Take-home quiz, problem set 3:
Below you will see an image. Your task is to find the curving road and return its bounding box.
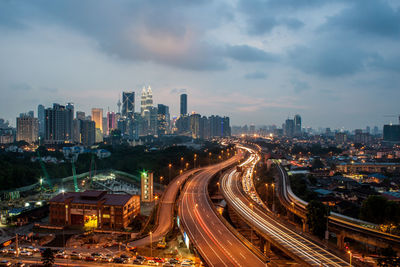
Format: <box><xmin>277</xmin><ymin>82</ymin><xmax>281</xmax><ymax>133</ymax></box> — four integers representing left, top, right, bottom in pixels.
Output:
<box><xmin>220</xmin><ymin>146</ymin><xmax>350</xmax><ymax>267</ymax></box>
<box><xmin>129</xmin><ymin>168</ymin><xmax>202</xmax><ymax>247</ymax></box>
<box><xmin>178</xmin><ymin>155</ymin><xmax>265</xmax><ymax>267</ymax></box>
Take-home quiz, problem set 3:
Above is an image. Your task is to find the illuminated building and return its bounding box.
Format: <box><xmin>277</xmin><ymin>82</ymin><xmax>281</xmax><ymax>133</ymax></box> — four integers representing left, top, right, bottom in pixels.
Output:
<box><xmin>122</xmin><ymin>91</ymin><xmax>135</xmax><ymax>117</ymax></box>
<box><xmin>294</xmin><ymin>114</ymin><xmax>302</xmax><ymax>136</ymax></box>
<box><xmin>80</xmin><ymin>120</ymin><xmax>96</xmax><ymax>146</ymax></box>
<box><xmin>383</xmin><ymin>124</ymin><xmax>400</xmax><ymax>142</ymax></box>
<box><xmin>49</xmin><ymin>190</ymin><xmax>140</xmax><ymax>229</ymax></box>
<box><xmin>45</xmin><ymin>103</ymin><xmax>74</xmax><ymax>144</ymax></box>
<box><xmin>141</xmin><ymin>171</ymin><xmax>153</xmax><ymax>202</ymax></box>
<box><xmin>38</xmin><ymin>104</ymin><xmax>45</xmax><ymax>138</ymax></box>
<box><xmin>91</xmin><ymin>108</ymin><xmax>103</xmax><ymax>133</ymax></box>
<box><xmin>140</xmin><ymin>86</ymin><xmax>153</xmax><ymax>115</ymax></box>
<box><xmin>107</xmin><ymin>112</ymin><xmax>116</xmax><ymax>135</ymax></box>
<box><xmin>180</xmin><ymin>93</ymin><xmax>187</xmax><ymax>116</ymax></box>
<box><xmin>157</xmin><ymin>104</ymin><xmax>170</xmax><ymax>136</ymax></box>
<box><xmin>16</xmin><ymin>113</ymin><xmax>38</xmax><ymax>143</ymax></box>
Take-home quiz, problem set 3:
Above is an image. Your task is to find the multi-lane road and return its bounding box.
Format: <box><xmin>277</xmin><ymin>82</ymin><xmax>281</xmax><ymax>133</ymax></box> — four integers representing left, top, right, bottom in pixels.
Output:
<box><xmin>220</xmin><ymin>146</ymin><xmax>350</xmax><ymax>267</ymax></box>
<box><xmin>178</xmin><ymin>155</ymin><xmax>266</xmax><ymax>267</ymax></box>
<box><xmin>129</xmin><ymin>168</ymin><xmax>201</xmax><ymax>247</ymax></box>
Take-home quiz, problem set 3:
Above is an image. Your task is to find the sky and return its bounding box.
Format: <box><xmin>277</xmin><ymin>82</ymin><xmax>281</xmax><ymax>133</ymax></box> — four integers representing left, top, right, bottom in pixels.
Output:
<box><xmin>0</xmin><ymin>0</ymin><xmax>400</xmax><ymax>129</ymax></box>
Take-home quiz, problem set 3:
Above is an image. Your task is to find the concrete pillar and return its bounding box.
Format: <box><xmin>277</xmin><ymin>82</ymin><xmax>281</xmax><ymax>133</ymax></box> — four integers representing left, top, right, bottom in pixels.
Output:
<box><xmin>337</xmin><ymin>233</ymin><xmax>345</xmax><ymax>250</ymax></box>
<box><xmin>302</xmin><ymin>219</ymin><xmax>308</xmax><ymax>233</ymax></box>
<box><xmin>264</xmin><ymin>241</ymin><xmax>271</xmax><ymax>256</ymax></box>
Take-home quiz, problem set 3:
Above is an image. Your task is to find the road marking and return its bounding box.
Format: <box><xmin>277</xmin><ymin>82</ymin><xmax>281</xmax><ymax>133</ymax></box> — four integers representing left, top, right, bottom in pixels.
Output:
<box><xmin>240</xmin><ymin>252</ymin><xmax>246</xmax><ymax>259</ymax></box>
<box><xmin>227</xmin><ymin>240</ymin><xmax>232</xmax><ymax>246</ymax></box>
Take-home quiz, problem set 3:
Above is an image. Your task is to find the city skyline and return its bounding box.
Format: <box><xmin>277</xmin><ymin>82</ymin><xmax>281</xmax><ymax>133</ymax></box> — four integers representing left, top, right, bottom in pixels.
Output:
<box><xmin>1</xmin><ymin>1</ymin><xmax>400</xmax><ymax>129</ymax></box>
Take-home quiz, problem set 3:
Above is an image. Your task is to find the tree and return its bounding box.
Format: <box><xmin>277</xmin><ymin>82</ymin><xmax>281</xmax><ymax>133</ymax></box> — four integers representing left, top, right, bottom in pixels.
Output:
<box><xmin>306</xmin><ymin>200</ymin><xmax>329</xmax><ymax>238</ymax></box>
<box><xmin>360</xmin><ymin>195</ymin><xmax>388</xmax><ymax>224</ymax></box>
<box><xmin>311</xmin><ymin>158</ymin><xmax>324</xmax><ymax>170</ymax></box>
<box><xmin>41</xmin><ymin>248</ymin><xmax>55</xmax><ymax>267</ymax></box>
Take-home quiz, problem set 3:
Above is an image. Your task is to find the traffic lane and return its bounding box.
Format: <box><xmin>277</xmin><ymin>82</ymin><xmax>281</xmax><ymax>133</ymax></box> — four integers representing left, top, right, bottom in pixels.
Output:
<box><xmin>180</xmin><ymin>166</ymin><xmax>265</xmax><ymax>267</ymax></box>
<box><xmin>227</xmin><ymin>170</ymin><xmax>349</xmax><ymax>267</ymax></box>
<box><xmin>130</xmin><ymin>169</ymin><xmax>201</xmax><ymax>247</ymax></box>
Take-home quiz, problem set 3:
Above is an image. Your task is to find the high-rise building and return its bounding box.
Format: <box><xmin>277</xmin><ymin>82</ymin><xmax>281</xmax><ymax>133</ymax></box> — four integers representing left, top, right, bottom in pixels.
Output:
<box><xmin>122</xmin><ymin>92</ymin><xmax>135</xmax><ymax>117</ymax></box>
<box><xmin>284</xmin><ymin>119</ymin><xmax>295</xmax><ymax>137</ymax></box>
<box><xmin>190</xmin><ymin>113</ymin><xmax>201</xmax><ymax>139</ymax></box>
<box><xmin>45</xmin><ymin>103</ymin><xmax>74</xmax><ymax>144</ymax></box>
<box><xmin>66</xmin><ymin>103</ymin><xmax>74</xmax><ymax>141</ymax></box>
<box><xmin>91</xmin><ymin>108</ymin><xmax>103</xmax><ymax>133</ymax></box>
<box><xmin>80</xmin><ymin>120</ymin><xmax>96</xmax><ymax>146</ymax></box>
<box><xmin>294</xmin><ymin>114</ymin><xmax>302</xmax><ymax>136</ymax></box>
<box><xmin>38</xmin><ymin>104</ymin><xmax>45</xmax><ymax>137</ymax></box>
<box><xmin>383</xmin><ymin>125</ymin><xmax>400</xmax><ymax>142</ymax></box>
<box><xmin>140</xmin><ymin>86</ymin><xmax>153</xmax><ymax>115</ymax></box>
<box><xmin>180</xmin><ymin>93</ymin><xmax>187</xmax><ymax>116</ymax></box>
<box><xmin>76</xmin><ymin>111</ymin><xmax>85</xmax><ymax>120</ymax></box>
<box><xmin>157</xmin><ymin>104</ymin><xmax>170</xmax><ymax>136</ymax></box>
<box><xmin>107</xmin><ymin>112</ymin><xmax>116</xmax><ymax>135</ymax></box>
<box><xmin>16</xmin><ymin>113</ymin><xmax>38</xmax><ymax>143</ymax></box>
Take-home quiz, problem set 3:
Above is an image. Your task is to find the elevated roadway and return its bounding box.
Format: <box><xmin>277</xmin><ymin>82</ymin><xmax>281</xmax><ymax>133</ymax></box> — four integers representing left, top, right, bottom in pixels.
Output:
<box><xmin>178</xmin><ymin>155</ymin><xmax>265</xmax><ymax>267</ymax></box>
<box><xmin>220</xmin><ymin>147</ymin><xmax>350</xmax><ymax>266</ymax></box>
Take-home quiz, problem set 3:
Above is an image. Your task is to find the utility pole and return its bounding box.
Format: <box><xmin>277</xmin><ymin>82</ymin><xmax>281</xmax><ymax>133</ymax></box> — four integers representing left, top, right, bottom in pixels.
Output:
<box><xmin>15</xmin><ymin>233</ymin><xmax>19</xmax><ymax>258</ymax></box>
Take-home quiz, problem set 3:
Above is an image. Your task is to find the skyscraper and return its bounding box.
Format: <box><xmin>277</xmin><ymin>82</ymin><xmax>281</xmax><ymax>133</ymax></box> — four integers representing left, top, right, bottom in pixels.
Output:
<box><xmin>157</xmin><ymin>104</ymin><xmax>170</xmax><ymax>136</ymax></box>
<box><xmin>122</xmin><ymin>91</ymin><xmax>135</xmax><ymax>117</ymax></box>
<box><xmin>91</xmin><ymin>108</ymin><xmax>103</xmax><ymax>133</ymax></box>
<box><xmin>284</xmin><ymin>118</ymin><xmax>295</xmax><ymax>137</ymax></box>
<box><xmin>45</xmin><ymin>103</ymin><xmax>74</xmax><ymax>143</ymax></box>
<box><xmin>180</xmin><ymin>93</ymin><xmax>187</xmax><ymax>116</ymax></box>
<box><xmin>107</xmin><ymin>111</ymin><xmax>116</xmax><ymax>135</ymax></box>
<box><xmin>294</xmin><ymin>114</ymin><xmax>302</xmax><ymax>136</ymax></box>
<box><xmin>38</xmin><ymin>104</ymin><xmax>45</xmax><ymax>137</ymax></box>
<box><xmin>80</xmin><ymin>120</ymin><xmax>96</xmax><ymax>146</ymax></box>
<box><xmin>16</xmin><ymin>113</ymin><xmax>38</xmax><ymax>143</ymax></box>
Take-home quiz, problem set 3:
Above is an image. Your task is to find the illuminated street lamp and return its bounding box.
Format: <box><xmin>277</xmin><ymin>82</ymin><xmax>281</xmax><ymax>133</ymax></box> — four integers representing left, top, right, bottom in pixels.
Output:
<box><xmin>150</xmin><ymin>231</ymin><xmax>153</xmax><ymax>258</ymax></box>
<box><xmin>347</xmin><ymin>250</ymin><xmax>352</xmax><ymax>267</ymax></box>
<box><xmin>168</xmin><ymin>164</ymin><xmax>172</xmax><ymax>182</ymax></box>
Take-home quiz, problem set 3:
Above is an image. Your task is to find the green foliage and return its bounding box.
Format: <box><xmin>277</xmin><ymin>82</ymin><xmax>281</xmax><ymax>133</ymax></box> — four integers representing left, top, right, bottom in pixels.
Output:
<box><xmin>306</xmin><ymin>200</ymin><xmax>329</xmax><ymax>238</ymax></box>
<box><xmin>289</xmin><ymin>174</ymin><xmax>317</xmax><ymax>202</ymax></box>
<box><xmin>41</xmin><ymin>248</ymin><xmax>55</xmax><ymax>267</ymax></box>
<box><xmin>359</xmin><ymin>195</ymin><xmax>400</xmax><ymax>225</ymax></box>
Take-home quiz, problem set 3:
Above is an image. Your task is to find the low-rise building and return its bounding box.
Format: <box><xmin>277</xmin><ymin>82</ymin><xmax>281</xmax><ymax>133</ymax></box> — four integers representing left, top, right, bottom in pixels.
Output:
<box><xmin>49</xmin><ymin>190</ymin><xmax>140</xmax><ymax>229</ymax></box>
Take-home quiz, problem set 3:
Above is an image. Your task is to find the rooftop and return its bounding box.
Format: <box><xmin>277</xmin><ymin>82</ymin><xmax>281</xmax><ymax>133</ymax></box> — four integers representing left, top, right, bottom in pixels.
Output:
<box><xmin>49</xmin><ymin>190</ymin><xmax>135</xmax><ymax>206</ymax></box>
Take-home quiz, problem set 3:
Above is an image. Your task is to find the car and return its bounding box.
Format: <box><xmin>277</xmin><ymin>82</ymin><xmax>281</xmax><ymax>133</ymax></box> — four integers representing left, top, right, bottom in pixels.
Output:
<box><xmin>13</xmin><ymin>262</ymin><xmax>25</xmax><ymax>267</ymax></box>
<box><xmin>24</xmin><ymin>246</ymin><xmax>39</xmax><ymax>253</ymax></box>
<box><xmin>99</xmin><ymin>255</ymin><xmax>112</xmax><ymax>262</ymax></box>
<box><xmin>0</xmin><ymin>260</ymin><xmax>11</xmax><ymax>266</ymax></box>
<box><xmin>132</xmin><ymin>258</ymin><xmax>144</xmax><ymax>265</ymax></box>
<box><xmin>147</xmin><ymin>260</ymin><xmax>158</xmax><ymax>266</ymax></box>
<box><xmin>136</xmin><ymin>255</ymin><xmax>145</xmax><ymax>260</ymax></box>
<box><xmin>163</xmin><ymin>263</ymin><xmax>175</xmax><ymax>267</ymax></box>
<box><xmin>20</xmin><ymin>250</ymin><xmax>33</xmax><ymax>256</ymax></box>
<box><xmin>127</xmin><ymin>245</ymin><xmax>137</xmax><ymax>252</ymax></box>
<box><xmin>120</xmin><ymin>254</ymin><xmax>130</xmax><ymax>259</ymax></box>
<box><xmin>169</xmin><ymin>258</ymin><xmax>180</xmax><ymax>264</ymax></box>
<box><xmin>113</xmin><ymin>257</ymin><xmax>127</xmax><ymax>264</ymax></box>
<box><xmin>181</xmin><ymin>263</ymin><xmax>194</xmax><ymax>267</ymax></box>
<box><xmin>84</xmin><ymin>255</ymin><xmax>96</xmax><ymax>261</ymax></box>
<box><xmin>154</xmin><ymin>257</ymin><xmax>164</xmax><ymax>263</ymax></box>
<box><xmin>7</xmin><ymin>249</ymin><xmax>16</xmax><ymax>255</ymax></box>
<box><xmin>70</xmin><ymin>252</ymin><xmax>81</xmax><ymax>260</ymax></box>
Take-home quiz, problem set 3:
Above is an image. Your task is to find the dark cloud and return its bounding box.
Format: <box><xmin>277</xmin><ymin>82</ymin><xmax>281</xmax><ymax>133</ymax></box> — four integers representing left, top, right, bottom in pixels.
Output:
<box><xmin>288</xmin><ymin>42</ymin><xmax>373</xmax><ymax>77</ymax></box>
<box><xmin>0</xmin><ymin>0</ymin><xmax>230</xmax><ymax>71</ymax></box>
<box><xmin>226</xmin><ymin>45</ymin><xmax>277</xmax><ymax>62</ymax></box>
<box><xmin>322</xmin><ymin>0</ymin><xmax>400</xmax><ymax>38</ymax></box>
<box><xmin>244</xmin><ymin>71</ymin><xmax>267</xmax><ymax>79</ymax></box>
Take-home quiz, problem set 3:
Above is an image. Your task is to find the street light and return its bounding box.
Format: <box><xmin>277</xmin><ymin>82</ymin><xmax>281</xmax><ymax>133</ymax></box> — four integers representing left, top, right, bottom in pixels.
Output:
<box><xmin>271</xmin><ymin>183</ymin><xmax>275</xmax><ymax>212</ymax></box>
<box><xmin>347</xmin><ymin>250</ymin><xmax>352</xmax><ymax>267</ymax></box>
<box><xmin>168</xmin><ymin>164</ymin><xmax>172</xmax><ymax>182</ymax></box>
<box><xmin>150</xmin><ymin>231</ymin><xmax>153</xmax><ymax>258</ymax></box>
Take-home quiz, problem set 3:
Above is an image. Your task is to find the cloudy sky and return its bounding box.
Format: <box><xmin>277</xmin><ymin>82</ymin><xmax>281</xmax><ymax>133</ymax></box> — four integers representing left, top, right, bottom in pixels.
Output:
<box><xmin>1</xmin><ymin>0</ymin><xmax>399</xmax><ymax>129</ymax></box>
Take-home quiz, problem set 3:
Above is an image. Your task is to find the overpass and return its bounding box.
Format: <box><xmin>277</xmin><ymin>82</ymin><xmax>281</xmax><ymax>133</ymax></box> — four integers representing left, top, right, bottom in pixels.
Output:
<box><xmin>274</xmin><ymin>160</ymin><xmax>400</xmax><ymax>252</ymax></box>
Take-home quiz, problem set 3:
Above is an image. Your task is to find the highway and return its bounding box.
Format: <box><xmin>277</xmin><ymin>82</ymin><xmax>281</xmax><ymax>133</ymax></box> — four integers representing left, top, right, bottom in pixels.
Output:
<box><xmin>129</xmin><ymin>168</ymin><xmax>201</xmax><ymax>247</ymax></box>
<box><xmin>275</xmin><ymin>161</ymin><xmax>400</xmax><ymax>250</ymax></box>
<box><xmin>220</xmin><ymin>146</ymin><xmax>350</xmax><ymax>267</ymax></box>
<box><xmin>178</xmin><ymin>155</ymin><xmax>266</xmax><ymax>267</ymax></box>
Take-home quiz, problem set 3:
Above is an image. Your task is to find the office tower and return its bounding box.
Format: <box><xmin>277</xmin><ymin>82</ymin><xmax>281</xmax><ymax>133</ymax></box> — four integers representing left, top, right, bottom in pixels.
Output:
<box><xmin>249</xmin><ymin>124</ymin><xmax>256</xmax><ymax>135</ymax></box>
<box><xmin>45</xmin><ymin>103</ymin><xmax>74</xmax><ymax>144</ymax></box>
<box><xmin>80</xmin><ymin>120</ymin><xmax>96</xmax><ymax>146</ymax></box>
<box><xmin>122</xmin><ymin>91</ymin><xmax>134</xmax><ymax>117</ymax></box>
<box><xmin>190</xmin><ymin>113</ymin><xmax>201</xmax><ymax>139</ymax></box>
<box><xmin>38</xmin><ymin>104</ymin><xmax>45</xmax><ymax>137</ymax></box>
<box><xmin>222</xmin><ymin>116</ymin><xmax>231</xmax><ymax>137</ymax></box>
<box><xmin>28</xmin><ymin>110</ymin><xmax>34</xmax><ymax>118</ymax></box>
<box><xmin>373</xmin><ymin>126</ymin><xmax>379</xmax><ymax>136</ymax></box>
<box><xmin>176</xmin><ymin>115</ymin><xmax>190</xmax><ymax>134</ymax></box>
<box><xmin>284</xmin><ymin>119</ymin><xmax>295</xmax><ymax>137</ymax></box>
<box><xmin>102</xmin><ymin>117</ymin><xmax>108</xmax><ymax>136</ymax></box>
<box><xmin>76</xmin><ymin>111</ymin><xmax>85</xmax><ymax>120</ymax></box>
<box><xmin>383</xmin><ymin>125</ymin><xmax>400</xmax><ymax>142</ymax></box>
<box><xmin>294</xmin><ymin>114</ymin><xmax>302</xmax><ymax>136</ymax></box>
<box><xmin>91</xmin><ymin>108</ymin><xmax>103</xmax><ymax>133</ymax></box>
<box><xmin>180</xmin><ymin>93</ymin><xmax>187</xmax><ymax>116</ymax></box>
<box><xmin>73</xmin><ymin>119</ymin><xmax>81</xmax><ymax>143</ymax></box>
<box><xmin>141</xmin><ymin>86</ymin><xmax>153</xmax><ymax>115</ymax></box>
<box><xmin>16</xmin><ymin>113</ymin><xmax>38</xmax><ymax>143</ymax></box>
<box><xmin>107</xmin><ymin>112</ymin><xmax>116</xmax><ymax>135</ymax></box>
<box><xmin>148</xmin><ymin>106</ymin><xmax>158</xmax><ymax>136</ymax></box>
<box><xmin>66</xmin><ymin>103</ymin><xmax>74</xmax><ymax>141</ymax></box>
<box><xmin>157</xmin><ymin>104</ymin><xmax>170</xmax><ymax>136</ymax></box>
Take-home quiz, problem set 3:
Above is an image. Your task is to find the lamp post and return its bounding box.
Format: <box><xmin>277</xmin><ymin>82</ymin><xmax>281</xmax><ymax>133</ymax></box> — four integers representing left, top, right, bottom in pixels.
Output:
<box><xmin>265</xmin><ymin>184</ymin><xmax>269</xmax><ymax>206</ymax></box>
<box><xmin>208</xmin><ymin>152</ymin><xmax>212</xmax><ymax>165</ymax></box>
<box><xmin>150</xmin><ymin>231</ymin><xmax>153</xmax><ymax>258</ymax></box>
<box><xmin>168</xmin><ymin>164</ymin><xmax>172</xmax><ymax>183</ymax></box>
<box><xmin>181</xmin><ymin>157</ymin><xmax>184</xmax><ymax>169</ymax></box>
<box><xmin>271</xmin><ymin>183</ymin><xmax>275</xmax><ymax>213</ymax></box>
<box><xmin>348</xmin><ymin>251</ymin><xmax>352</xmax><ymax>267</ymax></box>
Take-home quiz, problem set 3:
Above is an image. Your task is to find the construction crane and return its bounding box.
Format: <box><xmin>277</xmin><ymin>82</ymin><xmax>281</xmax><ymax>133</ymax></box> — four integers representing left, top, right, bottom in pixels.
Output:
<box><xmin>36</xmin><ymin>150</ymin><xmax>51</xmax><ymax>188</ymax></box>
<box><xmin>383</xmin><ymin>115</ymin><xmax>400</xmax><ymax>124</ymax></box>
<box><xmin>71</xmin><ymin>159</ymin><xmax>79</xmax><ymax>192</ymax></box>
